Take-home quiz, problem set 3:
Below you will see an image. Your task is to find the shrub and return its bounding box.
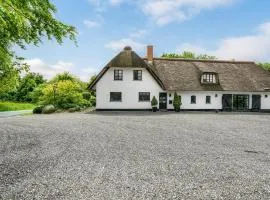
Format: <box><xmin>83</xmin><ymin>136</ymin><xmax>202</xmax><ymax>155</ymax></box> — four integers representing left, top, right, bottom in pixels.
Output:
<box><xmin>82</xmin><ymin>92</ymin><xmax>91</xmax><ymax>100</ymax></box>
<box><xmin>39</xmin><ymin>80</ymin><xmax>84</xmax><ymax>109</ymax></box>
<box><xmin>42</xmin><ymin>105</ymin><xmax>56</xmax><ymax>114</ymax></box>
<box><xmin>151</xmin><ymin>96</ymin><xmax>158</xmax><ymax>107</ymax></box>
<box><xmin>173</xmin><ymin>92</ymin><xmax>182</xmax><ymax>112</ymax></box>
<box><xmin>60</xmin><ymin>103</ymin><xmax>78</xmax><ymax>109</ymax></box>
<box><xmin>68</xmin><ymin>106</ymin><xmax>81</xmax><ymax>113</ymax></box>
<box><xmin>33</xmin><ymin>106</ymin><xmax>44</xmax><ymax>114</ymax></box>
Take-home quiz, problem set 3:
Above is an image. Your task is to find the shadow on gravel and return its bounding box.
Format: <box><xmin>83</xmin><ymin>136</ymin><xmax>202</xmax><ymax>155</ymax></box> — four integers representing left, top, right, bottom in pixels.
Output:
<box><xmin>85</xmin><ymin>110</ymin><xmax>270</xmax><ymax>116</ymax></box>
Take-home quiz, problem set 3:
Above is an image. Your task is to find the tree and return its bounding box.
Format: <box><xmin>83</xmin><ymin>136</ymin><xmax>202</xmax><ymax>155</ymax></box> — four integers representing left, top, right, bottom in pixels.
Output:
<box><xmin>15</xmin><ymin>73</ymin><xmax>46</xmax><ymax>102</ymax></box>
<box><xmin>39</xmin><ymin>80</ymin><xmax>90</xmax><ymax>109</ymax></box>
<box><xmin>161</xmin><ymin>51</ymin><xmax>216</xmax><ymax>60</ymax></box>
<box><xmin>0</xmin><ymin>0</ymin><xmax>77</xmax><ymax>92</ymax></box>
<box><xmin>173</xmin><ymin>92</ymin><xmax>181</xmax><ymax>112</ymax></box>
<box><xmin>258</xmin><ymin>63</ymin><xmax>270</xmax><ymax>72</ymax></box>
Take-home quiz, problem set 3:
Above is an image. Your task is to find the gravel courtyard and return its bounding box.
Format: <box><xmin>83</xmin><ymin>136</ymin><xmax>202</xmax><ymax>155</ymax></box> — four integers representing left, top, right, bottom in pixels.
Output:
<box><xmin>1</xmin><ymin>112</ymin><xmax>270</xmax><ymax>199</ymax></box>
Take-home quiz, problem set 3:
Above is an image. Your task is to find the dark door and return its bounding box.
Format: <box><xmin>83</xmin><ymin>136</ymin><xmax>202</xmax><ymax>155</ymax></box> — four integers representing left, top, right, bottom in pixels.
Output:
<box><xmin>233</xmin><ymin>95</ymin><xmax>249</xmax><ymax>111</ymax></box>
<box><xmin>252</xmin><ymin>95</ymin><xmax>261</xmax><ymax>111</ymax></box>
<box><xmin>159</xmin><ymin>93</ymin><xmax>167</xmax><ymax>110</ymax></box>
<box><xmin>222</xmin><ymin>94</ymin><xmax>232</xmax><ymax>111</ymax></box>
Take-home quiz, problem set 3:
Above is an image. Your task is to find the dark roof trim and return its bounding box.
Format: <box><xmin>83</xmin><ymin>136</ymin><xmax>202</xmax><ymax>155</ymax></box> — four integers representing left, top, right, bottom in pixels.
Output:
<box><xmin>88</xmin><ymin>67</ymin><xmax>109</xmax><ymax>90</ymax></box>
<box><xmin>143</xmin><ymin>57</ymin><xmax>255</xmax><ymax>64</ymax></box>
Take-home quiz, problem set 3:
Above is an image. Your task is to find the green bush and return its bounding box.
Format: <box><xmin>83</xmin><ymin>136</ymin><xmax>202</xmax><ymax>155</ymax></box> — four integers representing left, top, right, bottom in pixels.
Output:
<box><xmin>60</xmin><ymin>103</ymin><xmax>78</xmax><ymax>109</ymax></box>
<box><xmin>151</xmin><ymin>96</ymin><xmax>158</xmax><ymax>107</ymax></box>
<box><xmin>42</xmin><ymin>105</ymin><xmax>56</xmax><ymax>114</ymax></box>
<box><xmin>68</xmin><ymin>106</ymin><xmax>81</xmax><ymax>113</ymax></box>
<box><xmin>82</xmin><ymin>92</ymin><xmax>91</xmax><ymax>100</ymax></box>
<box><xmin>173</xmin><ymin>92</ymin><xmax>182</xmax><ymax>112</ymax></box>
<box><xmin>33</xmin><ymin>106</ymin><xmax>44</xmax><ymax>114</ymax></box>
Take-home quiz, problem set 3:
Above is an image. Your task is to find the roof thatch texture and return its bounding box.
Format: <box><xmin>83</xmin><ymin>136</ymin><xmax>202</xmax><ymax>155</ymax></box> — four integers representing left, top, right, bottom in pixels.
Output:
<box><xmin>149</xmin><ymin>58</ymin><xmax>270</xmax><ymax>92</ymax></box>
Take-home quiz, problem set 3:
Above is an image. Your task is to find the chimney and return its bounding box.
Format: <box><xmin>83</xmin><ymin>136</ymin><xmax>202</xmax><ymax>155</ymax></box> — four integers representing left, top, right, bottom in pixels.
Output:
<box><xmin>147</xmin><ymin>45</ymin><xmax>153</xmax><ymax>63</ymax></box>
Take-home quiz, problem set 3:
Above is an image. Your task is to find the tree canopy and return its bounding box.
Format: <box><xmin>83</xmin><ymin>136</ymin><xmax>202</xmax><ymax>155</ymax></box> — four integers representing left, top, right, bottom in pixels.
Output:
<box><xmin>161</xmin><ymin>51</ymin><xmax>216</xmax><ymax>60</ymax></box>
<box><xmin>0</xmin><ymin>0</ymin><xmax>77</xmax><ymax>93</ymax></box>
<box><xmin>258</xmin><ymin>63</ymin><xmax>270</xmax><ymax>72</ymax></box>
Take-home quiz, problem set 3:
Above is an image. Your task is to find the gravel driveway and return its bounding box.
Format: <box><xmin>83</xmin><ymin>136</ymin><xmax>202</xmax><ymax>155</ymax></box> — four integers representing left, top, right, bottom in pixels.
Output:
<box><xmin>1</xmin><ymin>112</ymin><xmax>270</xmax><ymax>199</ymax></box>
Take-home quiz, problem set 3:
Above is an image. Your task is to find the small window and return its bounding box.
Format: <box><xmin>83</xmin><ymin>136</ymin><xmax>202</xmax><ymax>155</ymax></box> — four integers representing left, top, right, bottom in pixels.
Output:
<box><xmin>169</xmin><ymin>100</ymin><xmax>172</xmax><ymax>104</ymax></box>
<box><xmin>114</xmin><ymin>70</ymin><xmax>123</xmax><ymax>80</ymax></box>
<box><xmin>110</xmin><ymin>92</ymin><xmax>122</xmax><ymax>102</ymax></box>
<box><xmin>139</xmin><ymin>92</ymin><xmax>150</xmax><ymax>102</ymax></box>
<box><xmin>206</xmin><ymin>96</ymin><xmax>211</xmax><ymax>104</ymax></box>
<box><xmin>202</xmin><ymin>73</ymin><xmax>216</xmax><ymax>83</ymax></box>
<box><xmin>191</xmin><ymin>95</ymin><xmax>196</xmax><ymax>104</ymax></box>
<box><xmin>133</xmin><ymin>70</ymin><xmax>142</xmax><ymax>80</ymax></box>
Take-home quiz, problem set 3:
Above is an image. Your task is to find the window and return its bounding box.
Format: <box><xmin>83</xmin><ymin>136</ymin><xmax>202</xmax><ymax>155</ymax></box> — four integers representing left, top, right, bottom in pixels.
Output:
<box><xmin>191</xmin><ymin>95</ymin><xmax>196</xmax><ymax>104</ymax></box>
<box><xmin>206</xmin><ymin>96</ymin><xmax>211</xmax><ymax>104</ymax></box>
<box><xmin>169</xmin><ymin>100</ymin><xmax>173</xmax><ymax>104</ymax></box>
<box><xmin>139</xmin><ymin>92</ymin><xmax>150</xmax><ymax>102</ymax></box>
<box><xmin>114</xmin><ymin>70</ymin><xmax>123</xmax><ymax>80</ymax></box>
<box><xmin>133</xmin><ymin>70</ymin><xmax>142</xmax><ymax>80</ymax></box>
<box><xmin>201</xmin><ymin>73</ymin><xmax>216</xmax><ymax>83</ymax></box>
<box><xmin>110</xmin><ymin>92</ymin><xmax>122</xmax><ymax>102</ymax></box>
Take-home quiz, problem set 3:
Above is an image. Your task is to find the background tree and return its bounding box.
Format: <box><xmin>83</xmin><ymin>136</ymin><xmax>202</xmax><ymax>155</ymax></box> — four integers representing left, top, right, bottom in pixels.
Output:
<box><xmin>0</xmin><ymin>0</ymin><xmax>77</xmax><ymax>93</ymax></box>
<box><xmin>15</xmin><ymin>73</ymin><xmax>46</xmax><ymax>102</ymax></box>
<box><xmin>161</xmin><ymin>51</ymin><xmax>216</xmax><ymax>60</ymax></box>
<box><xmin>258</xmin><ymin>63</ymin><xmax>270</xmax><ymax>72</ymax></box>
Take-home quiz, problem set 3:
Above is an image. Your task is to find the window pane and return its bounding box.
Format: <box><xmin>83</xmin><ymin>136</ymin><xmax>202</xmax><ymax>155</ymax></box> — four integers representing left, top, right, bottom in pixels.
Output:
<box><xmin>114</xmin><ymin>70</ymin><xmax>123</xmax><ymax>80</ymax></box>
<box><xmin>110</xmin><ymin>92</ymin><xmax>122</xmax><ymax>102</ymax></box>
<box><xmin>139</xmin><ymin>92</ymin><xmax>150</xmax><ymax>102</ymax></box>
<box><xmin>191</xmin><ymin>95</ymin><xmax>196</xmax><ymax>104</ymax></box>
<box><xmin>206</xmin><ymin>96</ymin><xmax>211</xmax><ymax>104</ymax></box>
<box><xmin>134</xmin><ymin>70</ymin><xmax>142</xmax><ymax>80</ymax></box>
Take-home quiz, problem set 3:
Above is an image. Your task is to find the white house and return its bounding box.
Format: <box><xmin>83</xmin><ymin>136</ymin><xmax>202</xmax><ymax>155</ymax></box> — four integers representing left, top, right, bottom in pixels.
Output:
<box><xmin>89</xmin><ymin>46</ymin><xmax>270</xmax><ymax>112</ymax></box>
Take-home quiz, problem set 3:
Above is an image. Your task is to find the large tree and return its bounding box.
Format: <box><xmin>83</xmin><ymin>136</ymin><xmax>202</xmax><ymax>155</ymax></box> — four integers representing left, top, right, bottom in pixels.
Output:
<box><xmin>161</xmin><ymin>51</ymin><xmax>216</xmax><ymax>60</ymax></box>
<box><xmin>0</xmin><ymin>0</ymin><xmax>77</xmax><ymax>93</ymax></box>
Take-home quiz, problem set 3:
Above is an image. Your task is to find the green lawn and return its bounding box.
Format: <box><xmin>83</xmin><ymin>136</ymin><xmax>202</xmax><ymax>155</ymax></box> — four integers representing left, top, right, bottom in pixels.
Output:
<box><xmin>0</xmin><ymin>101</ymin><xmax>35</xmax><ymax>112</ymax></box>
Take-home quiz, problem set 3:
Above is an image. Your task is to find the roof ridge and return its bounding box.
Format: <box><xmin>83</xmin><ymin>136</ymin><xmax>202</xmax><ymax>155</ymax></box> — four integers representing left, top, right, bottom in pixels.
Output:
<box><xmin>143</xmin><ymin>57</ymin><xmax>255</xmax><ymax>64</ymax></box>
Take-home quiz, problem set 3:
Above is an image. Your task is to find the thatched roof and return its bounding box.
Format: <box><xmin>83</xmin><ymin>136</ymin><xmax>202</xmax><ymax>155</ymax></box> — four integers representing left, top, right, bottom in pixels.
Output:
<box><xmin>88</xmin><ymin>47</ymin><xmax>164</xmax><ymax>90</ymax></box>
<box><xmin>148</xmin><ymin>58</ymin><xmax>270</xmax><ymax>92</ymax></box>
<box><xmin>88</xmin><ymin>47</ymin><xmax>270</xmax><ymax>92</ymax></box>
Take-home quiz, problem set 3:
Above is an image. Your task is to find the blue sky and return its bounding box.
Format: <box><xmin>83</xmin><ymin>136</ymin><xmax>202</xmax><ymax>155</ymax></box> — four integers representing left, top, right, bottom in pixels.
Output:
<box><xmin>19</xmin><ymin>0</ymin><xmax>270</xmax><ymax>81</ymax></box>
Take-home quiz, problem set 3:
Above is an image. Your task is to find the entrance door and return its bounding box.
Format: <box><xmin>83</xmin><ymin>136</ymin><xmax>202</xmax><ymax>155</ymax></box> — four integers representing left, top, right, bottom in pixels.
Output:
<box><xmin>222</xmin><ymin>94</ymin><xmax>232</xmax><ymax>111</ymax></box>
<box><xmin>159</xmin><ymin>93</ymin><xmax>167</xmax><ymax>110</ymax></box>
<box><xmin>252</xmin><ymin>95</ymin><xmax>261</xmax><ymax>111</ymax></box>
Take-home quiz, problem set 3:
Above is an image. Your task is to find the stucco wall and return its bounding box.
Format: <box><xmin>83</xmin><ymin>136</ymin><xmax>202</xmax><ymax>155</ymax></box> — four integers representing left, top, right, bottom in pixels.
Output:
<box><xmin>96</xmin><ymin>68</ymin><xmax>163</xmax><ymax>109</ymax></box>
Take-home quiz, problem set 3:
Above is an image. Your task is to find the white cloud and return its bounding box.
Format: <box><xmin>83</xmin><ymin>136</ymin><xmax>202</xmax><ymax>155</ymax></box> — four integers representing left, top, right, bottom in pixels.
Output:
<box><xmin>105</xmin><ymin>38</ymin><xmax>145</xmax><ymax>52</ymax></box>
<box><xmin>141</xmin><ymin>0</ymin><xmax>236</xmax><ymax>25</ymax></box>
<box><xmin>175</xmin><ymin>22</ymin><xmax>270</xmax><ymax>61</ymax></box>
<box><xmin>130</xmin><ymin>29</ymin><xmax>148</xmax><ymax>39</ymax></box>
<box><xmin>25</xmin><ymin>59</ymin><xmax>98</xmax><ymax>82</ymax></box>
<box><xmin>109</xmin><ymin>0</ymin><xmax>123</xmax><ymax>6</ymax></box>
<box><xmin>83</xmin><ymin>20</ymin><xmax>101</xmax><ymax>28</ymax></box>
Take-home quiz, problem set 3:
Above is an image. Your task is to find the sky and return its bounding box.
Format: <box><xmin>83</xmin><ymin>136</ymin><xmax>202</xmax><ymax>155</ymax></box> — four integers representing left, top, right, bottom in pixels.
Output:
<box><xmin>17</xmin><ymin>0</ymin><xmax>270</xmax><ymax>82</ymax></box>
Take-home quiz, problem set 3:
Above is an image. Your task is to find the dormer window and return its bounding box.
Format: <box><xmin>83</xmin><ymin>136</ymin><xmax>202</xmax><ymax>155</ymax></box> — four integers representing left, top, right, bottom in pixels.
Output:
<box><xmin>201</xmin><ymin>73</ymin><xmax>217</xmax><ymax>84</ymax></box>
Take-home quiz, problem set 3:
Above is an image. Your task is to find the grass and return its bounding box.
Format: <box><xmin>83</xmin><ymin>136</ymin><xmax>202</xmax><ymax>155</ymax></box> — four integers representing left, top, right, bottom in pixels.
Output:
<box><xmin>0</xmin><ymin>101</ymin><xmax>35</xmax><ymax>112</ymax></box>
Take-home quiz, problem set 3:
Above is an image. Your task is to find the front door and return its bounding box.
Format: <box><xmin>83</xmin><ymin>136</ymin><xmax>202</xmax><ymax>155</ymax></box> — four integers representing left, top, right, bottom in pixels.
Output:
<box><xmin>159</xmin><ymin>93</ymin><xmax>167</xmax><ymax>110</ymax></box>
<box><xmin>222</xmin><ymin>94</ymin><xmax>233</xmax><ymax>111</ymax></box>
<box><xmin>252</xmin><ymin>95</ymin><xmax>261</xmax><ymax>111</ymax></box>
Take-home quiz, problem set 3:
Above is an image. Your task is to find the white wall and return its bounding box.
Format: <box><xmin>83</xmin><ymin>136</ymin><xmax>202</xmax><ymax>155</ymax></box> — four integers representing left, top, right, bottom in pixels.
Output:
<box><xmin>167</xmin><ymin>91</ymin><xmax>223</xmax><ymax>110</ymax></box>
<box><xmin>96</xmin><ymin>68</ymin><xmax>164</xmax><ymax>109</ymax></box>
<box><xmin>167</xmin><ymin>91</ymin><xmax>270</xmax><ymax>110</ymax></box>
